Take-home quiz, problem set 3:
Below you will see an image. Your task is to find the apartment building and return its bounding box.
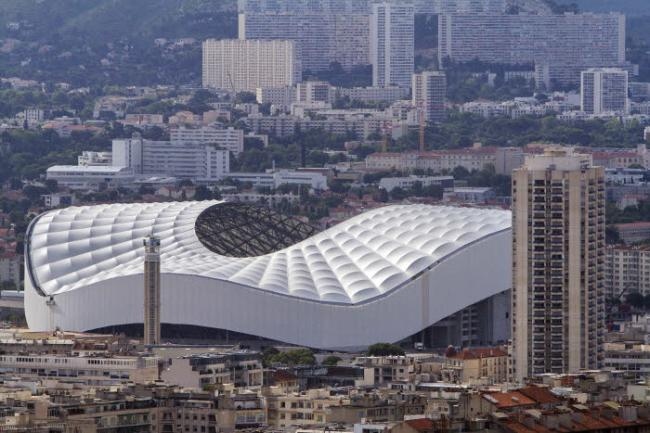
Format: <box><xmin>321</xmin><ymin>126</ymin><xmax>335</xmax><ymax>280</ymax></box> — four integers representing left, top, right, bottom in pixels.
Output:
<box><xmin>296</xmin><ymin>81</ymin><xmax>332</xmax><ymax>103</ymax></box>
<box><xmin>0</xmin><ymin>354</ymin><xmax>159</xmax><ymax>386</ymax></box>
<box><xmin>266</xmin><ymin>388</ymin><xmax>344</xmax><ymax>428</ymax></box>
<box><xmin>170</xmin><ymin>126</ymin><xmax>244</xmax><ymax>155</ymax></box>
<box><xmin>355</xmin><ymin>356</ymin><xmax>417</xmax><ymax>386</ymax></box>
<box><xmin>370</xmin><ymin>3</ymin><xmax>414</xmax><ymax>89</ymax></box>
<box><xmin>112</xmin><ymin>138</ymin><xmax>230</xmax><ymax>181</ymax></box>
<box><xmin>45</xmin><ymin>165</ymin><xmax>135</xmax><ymax>190</ymax></box>
<box><xmin>239</xmin><ymin>12</ymin><xmax>369</xmax><ymax>72</ymax></box>
<box><xmin>202</xmin><ymin>39</ymin><xmax>301</xmax><ymax>93</ymax></box>
<box><xmin>227</xmin><ymin>170</ymin><xmax>328</xmax><ymax>190</ymax></box>
<box><xmin>0</xmin><ymin>251</ymin><xmax>21</xmax><ymax>287</ymax></box>
<box><xmin>256</xmin><ymin>86</ymin><xmax>295</xmax><ymax>106</ymax></box>
<box><xmin>444</xmin><ymin>347</ymin><xmax>508</xmax><ymax>384</ymax></box>
<box><xmin>161</xmin><ymin>353</ymin><xmax>263</xmax><ymax>390</ymax></box>
<box><xmin>336</xmin><ymin>86</ymin><xmax>409</xmax><ymax>104</ymax></box>
<box><xmin>439</xmin><ymin>13</ymin><xmax>626</xmax><ymax>89</ymax></box>
<box><xmin>365</xmin><ymin>148</ymin><xmax>498</xmax><ymax>173</ymax></box>
<box><xmin>378</xmin><ymin>175</ymin><xmax>454</xmax><ymax>192</ymax></box>
<box><xmin>511</xmin><ymin>148</ymin><xmax>606</xmax><ymax>381</ymax></box>
<box><xmin>605</xmin><ymin>245</ymin><xmax>650</xmax><ymax>300</ymax></box>
<box><xmin>412</xmin><ymin>71</ymin><xmax>447</xmax><ymax>123</ymax></box>
<box><xmin>581</xmin><ymin>68</ymin><xmax>629</xmax><ymax>114</ymax></box>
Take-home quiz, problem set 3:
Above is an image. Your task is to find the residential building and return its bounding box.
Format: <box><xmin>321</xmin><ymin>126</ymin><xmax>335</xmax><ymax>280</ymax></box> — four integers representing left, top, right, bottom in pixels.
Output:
<box><xmin>78</xmin><ymin>151</ymin><xmax>112</xmax><ymax>166</ymax></box>
<box><xmin>0</xmin><ymin>353</ymin><xmax>159</xmax><ymax>386</ymax></box>
<box><xmin>113</xmin><ymin>138</ymin><xmax>230</xmax><ymax>181</ymax></box>
<box><xmin>0</xmin><ymin>252</ymin><xmax>21</xmax><ymax>287</ymax></box>
<box><xmin>266</xmin><ymin>388</ymin><xmax>343</xmax><ymax>428</ymax></box>
<box><xmin>256</xmin><ymin>86</ymin><xmax>295</xmax><ymax>106</ymax></box>
<box><xmin>297</xmin><ymin>81</ymin><xmax>332</xmax><ymax>103</ymax></box>
<box><xmin>45</xmin><ymin>165</ymin><xmax>135</xmax><ymax>190</ymax></box>
<box><xmin>227</xmin><ymin>170</ymin><xmax>328</xmax><ymax>190</ymax></box>
<box><xmin>370</xmin><ymin>3</ymin><xmax>415</xmax><ymax>89</ymax></box>
<box><xmin>511</xmin><ymin>148</ymin><xmax>605</xmax><ymax>381</ymax></box>
<box><xmin>444</xmin><ymin>347</ymin><xmax>508</xmax><ymax>384</ymax></box>
<box><xmin>202</xmin><ymin>39</ymin><xmax>301</xmax><ymax>93</ymax></box>
<box><xmin>379</xmin><ymin>176</ymin><xmax>454</xmax><ymax>192</ymax></box>
<box><xmin>365</xmin><ymin>147</ymin><xmax>498</xmax><ymax>173</ymax></box>
<box><xmin>581</xmin><ymin>68</ymin><xmax>629</xmax><ymax>114</ymax></box>
<box><xmin>170</xmin><ymin>126</ymin><xmax>245</xmax><ymax>155</ymax></box>
<box><xmin>443</xmin><ymin>187</ymin><xmax>496</xmax><ymax>203</ymax></box>
<box><xmin>605</xmin><ymin>245</ymin><xmax>650</xmax><ymax>300</ymax></box>
<box><xmin>122</xmin><ymin>113</ymin><xmax>165</xmax><ymax>127</ymax></box>
<box><xmin>438</xmin><ymin>13</ymin><xmax>626</xmax><ymax>89</ymax></box>
<box><xmin>412</xmin><ymin>71</ymin><xmax>447</xmax><ymax>123</ymax></box>
<box><xmin>355</xmin><ymin>356</ymin><xmax>417</xmax><ymax>386</ymax></box>
<box><xmin>239</xmin><ymin>12</ymin><xmax>369</xmax><ymax>72</ymax></box>
<box><xmin>161</xmin><ymin>352</ymin><xmax>263</xmax><ymax>390</ymax></box>
<box><xmin>645</xmin><ymin>126</ymin><xmax>650</xmax><ymax>142</ymax></box>
<box><xmin>335</xmin><ymin>86</ymin><xmax>409</xmax><ymax>104</ymax></box>
<box><xmin>613</xmin><ymin>222</ymin><xmax>650</xmax><ymax>245</ymax></box>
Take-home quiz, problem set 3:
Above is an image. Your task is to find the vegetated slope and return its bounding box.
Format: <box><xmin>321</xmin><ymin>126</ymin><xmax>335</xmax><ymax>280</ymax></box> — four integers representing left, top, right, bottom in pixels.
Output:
<box><xmin>555</xmin><ymin>0</ymin><xmax>650</xmax><ymax>15</ymax></box>
<box><xmin>0</xmin><ymin>0</ymin><xmax>237</xmax><ymax>44</ymax></box>
<box><xmin>0</xmin><ymin>0</ymin><xmax>238</xmax><ymax>86</ymax></box>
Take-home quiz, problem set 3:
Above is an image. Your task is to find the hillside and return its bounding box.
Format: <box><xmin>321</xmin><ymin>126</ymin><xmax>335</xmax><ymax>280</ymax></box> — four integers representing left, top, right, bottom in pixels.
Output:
<box><xmin>0</xmin><ymin>0</ymin><xmax>237</xmax><ymax>42</ymax></box>
<box><xmin>556</xmin><ymin>0</ymin><xmax>650</xmax><ymax>15</ymax></box>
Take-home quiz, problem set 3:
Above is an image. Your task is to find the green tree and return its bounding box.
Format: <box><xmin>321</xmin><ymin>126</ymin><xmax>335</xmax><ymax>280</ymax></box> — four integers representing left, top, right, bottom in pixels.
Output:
<box><xmin>322</xmin><ymin>355</ymin><xmax>342</xmax><ymax>366</ymax></box>
<box><xmin>367</xmin><ymin>343</ymin><xmax>405</xmax><ymax>356</ymax></box>
<box><xmin>627</xmin><ymin>291</ymin><xmax>645</xmax><ymax>310</ymax></box>
<box><xmin>194</xmin><ymin>185</ymin><xmax>213</xmax><ymax>201</ymax></box>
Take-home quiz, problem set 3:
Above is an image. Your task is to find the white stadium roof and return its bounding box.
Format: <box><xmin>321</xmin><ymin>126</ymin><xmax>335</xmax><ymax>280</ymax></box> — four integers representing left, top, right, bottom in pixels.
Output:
<box><xmin>25</xmin><ymin>201</ymin><xmax>512</xmax><ymax>349</ymax></box>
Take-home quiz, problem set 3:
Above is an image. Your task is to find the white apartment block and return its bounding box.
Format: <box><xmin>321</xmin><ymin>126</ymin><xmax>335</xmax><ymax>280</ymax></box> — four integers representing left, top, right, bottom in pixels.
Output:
<box><xmin>581</xmin><ymin>68</ymin><xmax>629</xmax><ymax>114</ymax></box>
<box><xmin>202</xmin><ymin>39</ymin><xmax>301</xmax><ymax>93</ymax></box>
<box><xmin>161</xmin><ymin>353</ymin><xmax>263</xmax><ymax>390</ymax></box>
<box><xmin>366</xmin><ymin>149</ymin><xmax>498</xmax><ymax>173</ymax></box>
<box><xmin>46</xmin><ymin>166</ymin><xmax>135</xmax><ymax>190</ymax></box>
<box><xmin>378</xmin><ymin>175</ymin><xmax>454</xmax><ymax>192</ymax></box>
<box><xmin>170</xmin><ymin>126</ymin><xmax>244</xmax><ymax>155</ymax></box>
<box><xmin>412</xmin><ymin>71</ymin><xmax>447</xmax><ymax>123</ymax></box>
<box><xmin>439</xmin><ymin>13</ymin><xmax>626</xmax><ymax>89</ymax></box>
<box><xmin>239</xmin><ymin>12</ymin><xmax>369</xmax><ymax>72</ymax></box>
<box><xmin>0</xmin><ymin>354</ymin><xmax>158</xmax><ymax>386</ymax></box>
<box><xmin>238</xmin><ymin>0</ymin><xmax>506</xmax><ymax>15</ymax></box>
<box><xmin>605</xmin><ymin>246</ymin><xmax>650</xmax><ymax>300</ymax></box>
<box><xmin>336</xmin><ymin>86</ymin><xmax>408</xmax><ymax>104</ymax></box>
<box><xmin>228</xmin><ymin>170</ymin><xmax>328</xmax><ymax>190</ymax></box>
<box><xmin>370</xmin><ymin>3</ymin><xmax>414</xmax><ymax>89</ymax></box>
<box><xmin>256</xmin><ymin>86</ymin><xmax>295</xmax><ymax>106</ymax></box>
<box><xmin>297</xmin><ymin>81</ymin><xmax>332</xmax><ymax>103</ymax></box>
<box><xmin>113</xmin><ymin>138</ymin><xmax>230</xmax><ymax>181</ymax></box>
<box><xmin>78</xmin><ymin>151</ymin><xmax>112</xmax><ymax>166</ymax></box>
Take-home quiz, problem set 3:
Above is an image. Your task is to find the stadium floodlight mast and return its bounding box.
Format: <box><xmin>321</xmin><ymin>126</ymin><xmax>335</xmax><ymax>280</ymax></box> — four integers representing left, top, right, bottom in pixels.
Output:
<box><xmin>143</xmin><ymin>233</ymin><xmax>161</xmax><ymax>346</ymax></box>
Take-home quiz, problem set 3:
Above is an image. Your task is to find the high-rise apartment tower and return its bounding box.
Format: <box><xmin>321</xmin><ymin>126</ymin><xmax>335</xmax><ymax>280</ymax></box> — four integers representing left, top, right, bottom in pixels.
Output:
<box><xmin>581</xmin><ymin>68</ymin><xmax>629</xmax><ymax>114</ymax></box>
<box><xmin>370</xmin><ymin>3</ymin><xmax>414</xmax><ymax>89</ymax></box>
<box><xmin>412</xmin><ymin>71</ymin><xmax>447</xmax><ymax>123</ymax></box>
<box><xmin>511</xmin><ymin>148</ymin><xmax>605</xmax><ymax>382</ymax></box>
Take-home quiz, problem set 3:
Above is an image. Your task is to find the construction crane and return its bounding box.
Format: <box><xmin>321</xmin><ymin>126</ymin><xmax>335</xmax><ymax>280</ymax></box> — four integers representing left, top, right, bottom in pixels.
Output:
<box><xmin>381</xmin><ymin>122</ymin><xmax>397</xmax><ymax>153</ymax></box>
<box><xmin>226</xmin><ymin>72</ymin><xmax>236</xmax><ymax>99</ymax></box>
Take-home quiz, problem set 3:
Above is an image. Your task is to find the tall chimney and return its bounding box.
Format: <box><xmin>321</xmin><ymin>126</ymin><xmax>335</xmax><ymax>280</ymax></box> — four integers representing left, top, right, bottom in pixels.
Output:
<box><xmin>143</xmin><ymin>234</ymin><xmax>161</xmax><ymax>346</ymax></box>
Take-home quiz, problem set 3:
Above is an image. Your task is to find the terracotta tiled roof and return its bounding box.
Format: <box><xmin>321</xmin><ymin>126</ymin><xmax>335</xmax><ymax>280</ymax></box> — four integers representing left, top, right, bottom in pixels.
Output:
<box><xmin>404</xmin><ymin>418</ymin><xmax>436</xmax><ymax>433</ymax></box>
<box><xmin>518</xmin><ymin>386</ymin><xmax>562</xmax><ymax>405</ymax></box>
<box><xmin>483</xmin><ymin>391</ymin><xmax>536</xmax><ymax>409</ymax></box>
<box><xmin>448</xmin><ymin>347</ymin><xmax>507</xmax><ymax>360</ymax></box>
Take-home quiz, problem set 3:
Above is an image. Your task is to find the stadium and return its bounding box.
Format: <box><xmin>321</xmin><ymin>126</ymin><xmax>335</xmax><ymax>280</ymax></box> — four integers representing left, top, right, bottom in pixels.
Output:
<box><xmin>25</xmin><ymin>201</ymin><xmax>512</xmax><ymax>350</ymax></box>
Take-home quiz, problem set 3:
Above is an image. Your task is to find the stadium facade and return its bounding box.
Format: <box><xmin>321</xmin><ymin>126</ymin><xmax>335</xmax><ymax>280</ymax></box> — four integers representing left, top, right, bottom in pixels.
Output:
<box><xmin>25</xmin><ymin>201</ymin><xmax>512</xmax><ymax>350</ymax></box>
